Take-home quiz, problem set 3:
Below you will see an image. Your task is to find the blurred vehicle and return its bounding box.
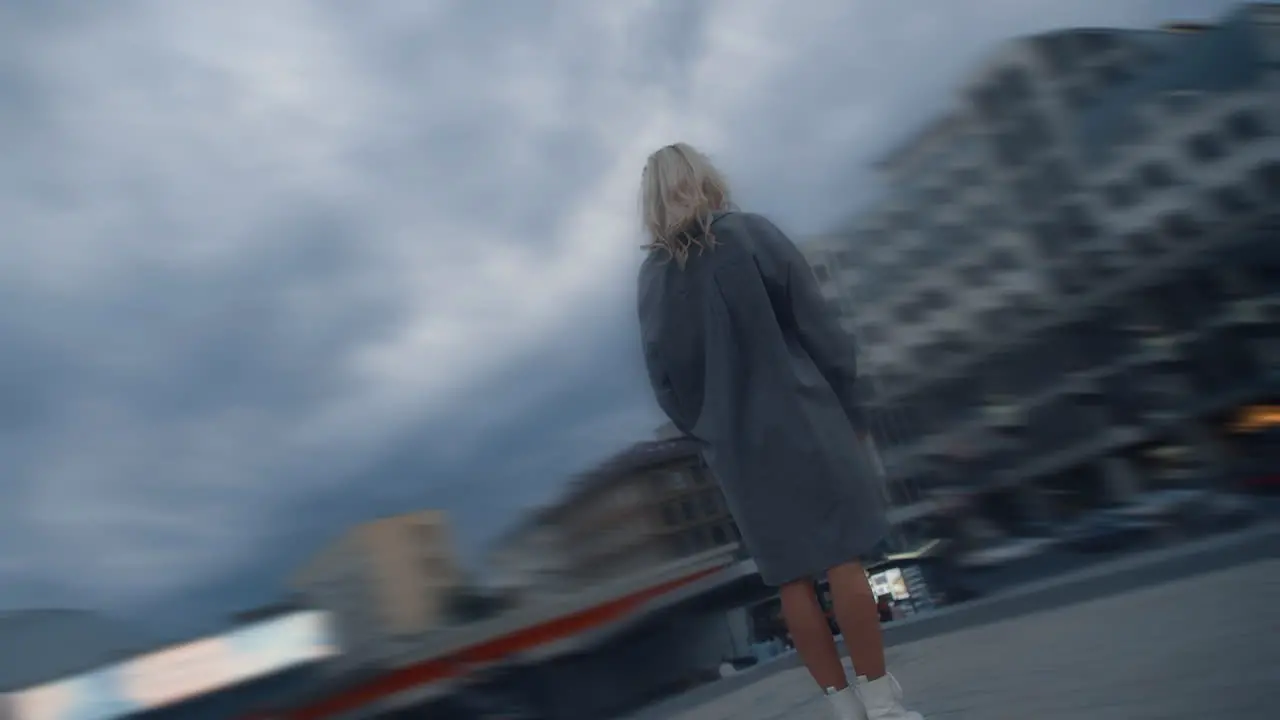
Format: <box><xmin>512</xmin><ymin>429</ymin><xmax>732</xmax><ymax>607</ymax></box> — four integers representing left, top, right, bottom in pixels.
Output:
<box><xmin>1058</xmin><ymin>509</ymin><xmax>1162</xmax><ymax>554</ymax></box>
<box><xmin>1118</xmin><ymin>488</ymin><xmax>1259</xmax><ymax>532</ymax></box>
<box><xmin>1058</xmin><ymin>487</ymin><xmax>1260</xmax><ymax>554</ymax></box>
<box><xmin>1194</xmin><ymin>492</ymin><xmax>1259</xmax><ymax>531</ymax></box>
<box><xmin>1112</xmin><ymin>488</ymin><xmax>1206</xmax><ymax>520</ymax></box>
<box><xmin>1242</xmin><ymin>473</ymin><xmax>1280</xmax><ymax>495</ymax></box>
<box><xmin>959</xmin><ymin>536</ymin><xmax>1059</xmax><ymax>570</ymax></box>
<box><xmin>404</xmin><ymin>689</ymin><xmax>545</xmax><ymax>720</ymax></box>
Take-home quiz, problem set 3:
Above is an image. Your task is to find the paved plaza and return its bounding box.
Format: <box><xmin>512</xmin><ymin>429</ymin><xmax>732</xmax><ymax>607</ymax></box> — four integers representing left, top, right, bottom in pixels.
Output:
<box><xmin>651</xmin><ymin>558</ymin><xmax>1280</xmax><ymax>719</ymax></box>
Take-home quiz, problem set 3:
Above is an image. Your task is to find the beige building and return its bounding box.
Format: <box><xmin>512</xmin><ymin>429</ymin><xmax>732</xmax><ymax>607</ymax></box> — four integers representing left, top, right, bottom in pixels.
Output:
<box><xmin>488</xmin><ymin>439</ymin><xmax>742</xmax><ymax>596</ymax></box>
<box><xmin>288</xmin><ymin>510</ymin><xmax>461</xmax><ymax>656</ymax></box>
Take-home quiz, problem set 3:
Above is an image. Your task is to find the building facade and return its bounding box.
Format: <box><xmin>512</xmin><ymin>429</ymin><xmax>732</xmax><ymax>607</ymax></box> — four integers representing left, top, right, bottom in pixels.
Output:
<box><xmin>487</xmin><ymin>439</ymin><xmax>743</xmax><ymax>595</ymax></box>
<box><xmin>288</xmin><ymin>510</ymin><xmax>461</xmax><ymax>657</ymax></box>
<box><xmin>803</xmin><ymin>4</ymin><xmax>1279</xmax><ymax>542</ymax></box>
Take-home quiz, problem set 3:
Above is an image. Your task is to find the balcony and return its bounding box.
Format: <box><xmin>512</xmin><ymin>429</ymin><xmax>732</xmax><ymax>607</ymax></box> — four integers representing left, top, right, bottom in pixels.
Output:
<box><xmin>1063</xmin><ymin>370</ymin><xmax>1106</xmax><ymax>402</ymax></box>
<box><xmin>1133</xmin><ymin>370</ymin><xmax>1197</xmax><ymax>425</ymax></box>
<box><xmin>1217</xmin><ymin>296</ymin><xmax>1279</xmax><ymax>329</ymax></box>
<box><xmin>1106</xmin><ymin>185</ymin><xmax>1191</xmax><ymax>240</ymax></box>
<box><xmin>982</xmin><ymin>401</ymin><xmax>1027</xmax><ymax>434</ymax></box>
<box><xmin>1073</xmin><ymin>237</ymin><xmax>1127</xmax><ymax>280</ymax></box>
<box><xmin>1020</xmin><ymin>400</ymin><xmax>1097</xmax><ymax>461</ymax></box>
<box><xmin>1129</xmin><ymin>333</ymin><xmax>1189</xmax><ymax>369</ymax></box>
<box><xmin>1184</xmin><ymin>330</ymin><xmax>1261</xmax><ymax>399</ymax></box>
<box><xmin>1063</xmin><ymin>316</ymin><xmax>1131</xmax><ymax>371</ymax></box>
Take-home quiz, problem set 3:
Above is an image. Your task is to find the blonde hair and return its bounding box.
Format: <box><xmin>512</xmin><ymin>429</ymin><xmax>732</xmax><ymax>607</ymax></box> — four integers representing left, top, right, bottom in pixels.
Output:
<box><xmin>640</xmin><ymin>143</ymin><xmax>732</xmax><ymax>267</ymax></box>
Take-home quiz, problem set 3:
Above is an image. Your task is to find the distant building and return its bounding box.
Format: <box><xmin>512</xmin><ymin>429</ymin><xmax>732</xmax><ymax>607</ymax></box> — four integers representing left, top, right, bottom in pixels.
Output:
<box><xmin>288</xmin><ymin>510</ymin><xmax>461</xmax><ymax>658</ymax></box>
<box><xmin>801</xmin><ymin>3</ymin><xmax>1280</xmax><ymax>543</ymax></box>
<box><xmin>485</xmin><ymin>511</ymin><xmax>573</xmax><ymax>602</ymax></box>
<box><xmin>488</xmin><ymin>439</ymin><xmax>741</xmax><ymax>594</ymax></box>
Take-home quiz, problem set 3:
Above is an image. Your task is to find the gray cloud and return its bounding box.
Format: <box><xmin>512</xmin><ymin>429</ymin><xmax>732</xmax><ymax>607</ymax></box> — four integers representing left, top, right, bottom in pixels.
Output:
<box><xmin>0</xmin><ymin>0</ymin><xmax>1234</xmax><ymax>632</ymax></box>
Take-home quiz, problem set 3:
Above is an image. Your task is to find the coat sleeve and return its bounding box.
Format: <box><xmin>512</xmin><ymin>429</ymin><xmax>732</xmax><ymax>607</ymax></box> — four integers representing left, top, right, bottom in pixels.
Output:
<box><xmin>741</xmin><ymin>213</ymin><xmax>868</xmax><ymax>434</ymax></box>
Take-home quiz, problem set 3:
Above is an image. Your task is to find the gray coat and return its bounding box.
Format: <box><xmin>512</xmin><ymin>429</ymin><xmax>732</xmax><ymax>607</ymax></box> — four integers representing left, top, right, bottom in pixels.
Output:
<box><xmin>638</xmin><ymin>211</ymin><xmax>889</xmax><ymax>586</ymax></box>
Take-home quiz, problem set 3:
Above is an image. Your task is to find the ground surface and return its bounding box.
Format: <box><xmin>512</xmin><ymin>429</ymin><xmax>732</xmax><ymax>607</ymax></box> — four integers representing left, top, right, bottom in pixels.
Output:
<box><xmin>645</xmin><ymin>558</ymin><xmax>1280</xmax><ymax>719</ymax></box>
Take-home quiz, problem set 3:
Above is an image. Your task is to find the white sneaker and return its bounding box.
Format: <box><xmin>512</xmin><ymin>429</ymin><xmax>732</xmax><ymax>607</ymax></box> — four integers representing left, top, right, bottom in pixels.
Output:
<box><xmin>857</xmin><ymin>673</ymin><xmax>924</xmax><ymax>720</ymax></box>
<box><xmin>824</xmin><ymin>685</ymin><xmax>869</xmax><ymax>720</ymax></box>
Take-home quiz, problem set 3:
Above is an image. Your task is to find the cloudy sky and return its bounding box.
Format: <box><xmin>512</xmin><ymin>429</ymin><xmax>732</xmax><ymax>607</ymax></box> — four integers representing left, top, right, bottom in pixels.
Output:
<box><xmin>0</xmin><ymin>0</ymin><xmax>1232</xmax><ymax>638</ymax></box>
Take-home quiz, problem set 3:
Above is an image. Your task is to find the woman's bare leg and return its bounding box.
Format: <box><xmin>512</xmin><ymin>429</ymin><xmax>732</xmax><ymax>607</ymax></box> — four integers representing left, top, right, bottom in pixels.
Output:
<box><xmin>826</xmin><ymin>561</ymin><xmax>888</xmax><ymax>680</ymax></box>
<box><xmin>779</xmin><ymin>579</ymin><xmax>848</xmax><ymax>690</ymax></box>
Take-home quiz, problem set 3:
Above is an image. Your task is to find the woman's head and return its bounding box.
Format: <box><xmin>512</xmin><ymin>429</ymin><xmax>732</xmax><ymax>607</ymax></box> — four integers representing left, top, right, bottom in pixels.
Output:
<box><xmin>640</xmin><ymin>143</ymin><xmax>731</xmax><ymax>266</ymax></box>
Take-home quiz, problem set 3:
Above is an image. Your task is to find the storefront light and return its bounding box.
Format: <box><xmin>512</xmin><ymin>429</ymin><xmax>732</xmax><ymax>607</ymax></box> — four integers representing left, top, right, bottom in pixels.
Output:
<box><xmin>1230</xmin><ymin>405</ymin><xmax>1280</xmax><ymax>433</ymax></box>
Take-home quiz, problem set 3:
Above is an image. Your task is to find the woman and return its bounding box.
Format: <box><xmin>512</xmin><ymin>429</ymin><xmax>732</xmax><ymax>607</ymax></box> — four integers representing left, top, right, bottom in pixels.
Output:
<box><xmin>637</xmin><ymin>143</ymin><xmax>925</xmax><ymax>720</ymax></box>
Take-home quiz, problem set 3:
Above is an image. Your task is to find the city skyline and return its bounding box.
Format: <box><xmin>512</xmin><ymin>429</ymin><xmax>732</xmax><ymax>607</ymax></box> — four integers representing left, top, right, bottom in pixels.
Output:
<box><xmin>0</xmin><ymin>0</ymin><xmax>1237</xmax><ymax>638</ymax></box>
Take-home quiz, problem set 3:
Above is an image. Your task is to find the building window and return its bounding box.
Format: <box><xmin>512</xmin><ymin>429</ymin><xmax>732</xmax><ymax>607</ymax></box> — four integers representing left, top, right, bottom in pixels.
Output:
<box><xmin>933</xmin><ymin>328</ymin><xmax>969</xmax><ymax>358</ymax></box>
<box><xmin>1138</xmin><ymin>162</ymin><xmax>1176</xmax><ymax>190</ymax></box>
<box><xmin>418</xmin><ymin>522</ymin><xmax>440</xmax><ymax>547</ymax></box>
<box><xmin>1131</xmin><ymin>43</ymin><xmax>1165</xmax><ymax>67</ymax></box>
<box><xmin>1014</xmin><ymin>175</ymin><xmax>1046</xmax><ymax>210</ymax></box>
<box><xmin>1059</xmin><ymin>203</ymin><xmax>1099</xmax><ymax>241</ymax></box>
<box><xmin>989</xmin><ymin>248</ymin><xmax>1020</xmax><ymax>272</ymax></box>
<box><xmin>1055</xmin><ymin>265</ymin><xmax>1085</xmax><ymax>296</ymax></box>
<box><xmin>661</xmin><ymin>502</ymin><xmax>679</xmax><ymax>527</ymax></box>
<box><xmin>896</xmin><ymin>301</ymin><xmax>924</xmax><ymax>325</ymax></box>
<box><xmin>954</xmin><ymin>167</ymin><xmax>983</xmax><ymax>187</ymax></box>
<box><xmin>1039</xmin><ymin>35</ymin><xmax>1073</xmax><ymax>73</ymax></box>
<box><xmin>692</xmin><ymin>465</ymin><xmax>711</xmax><ymax>485</ymax></box>
<box><xmin>1064</xmin><ymin>85</ymin><xmax>1090</xmax><ymax>109</ymax></box>
<box><xmin>1212</xmin><ymin>186</ymin><xmax>1254</xmax><ymax>217</ymax></box>
<box><xmin>1225</xmin><ymin>109</ymin><xmax>1266</xmax><ymax>142</ymax></box>
<box><xmin>814</xmin><ymin>264</ymin><xmax>831</xmax><ymax>283</ymax></box>
<box><xmin>1163</xmin><ymin>90</ymin><xmax>1202</xmax><ymax>114</ymax></box>
<box><xmin>711</xmin><ymin>525</ymin><xmax>728</xmax><ymax>546</ymax></box>
<box><xmin>1126</xmin><ymin>230</ymin><xmax>1162</xmax><ymax>257</ymax></box>
<box><xmin>1096</xmin><ymin>63</ymin><xmax>1131</xmax><ymax>86</ymax></box>
<box><xmin>1019</xmin><ymin>113</ymin><xmax>1052</xmax><ymax>149</ymax></box>
<box><xmin>920</xmin><ymin>288</ymin><xmax>948</xmax><ymax>313</ymax></box>
<box><xmin>862</xmin><ymin>324</ymin><xmax>887</xmax><ymax>344</ymax></box>
<box><xmin>970</xmin><ymin>204</ymin><xmax>1003</xmax><ymax>228</ymax></box>
<box><xmin>1186</xmin><ymin>133</ymin><xmax>1225</xmax><ymax>164</ymax></box>
<box><xmin>1161</xmin><ymin>213</ymin><xmax>1202</xmax><ymax>241</ymax></box>
<box><xmin>906</xmin><ymin>244</ymin><xmax>942</xmax><ymax>270</ymax></box>
<box><xmin>1001</xmin><ymin>68</ymin><xmax>1032</xmax><ymax>102</ymax></box>
<box><xmin>960</xmin><ymin>262</ymin><xmax>989</xmax><ymax>286</ymax></box>
<box><xmin>1041</xmin><ymin>158</ymin><xmax>1072</xmax><ymax>196</ymax></box>
<box><xmin>1078</xmin><ymin>31</ymin><xmax>1115</xmax><ymax>53</ymax></box>
<box><xmin>877</xmin><ymin>369</ymin><xmax>905</xmax><ymax>395</ymax></box>
<box><xmin>1104</xmin><ymin>181</ymin><xmax>1138</xmax><ymax>209</ymax></box>
<box><xmin>680</xmin><ymin>499</ymin><xmax>695</xmax><ymax>522</ymax></box>
<box><xmin>1116</xmin><ymin>114</ymin><xmax>1150</xmax><ymax>147</ymax></box>
<box><xmin>698</xmin><ymin>489</ymin><xmax>719</xmax><ymax>517</ymax></box>
<box><xmin>911</xmin><ymin>344</ymin><xmax>936</xmax><ymax>370</ymax></box>
<box><xmin>1255</xmin><ymin>161</ymin><xmax>1280</xmax><ymax>200</ymax></box>
<box><xmin>1033</xmin><ymin>222</ymin><xmax>1063</xmax><ymax>257</ymax></box>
